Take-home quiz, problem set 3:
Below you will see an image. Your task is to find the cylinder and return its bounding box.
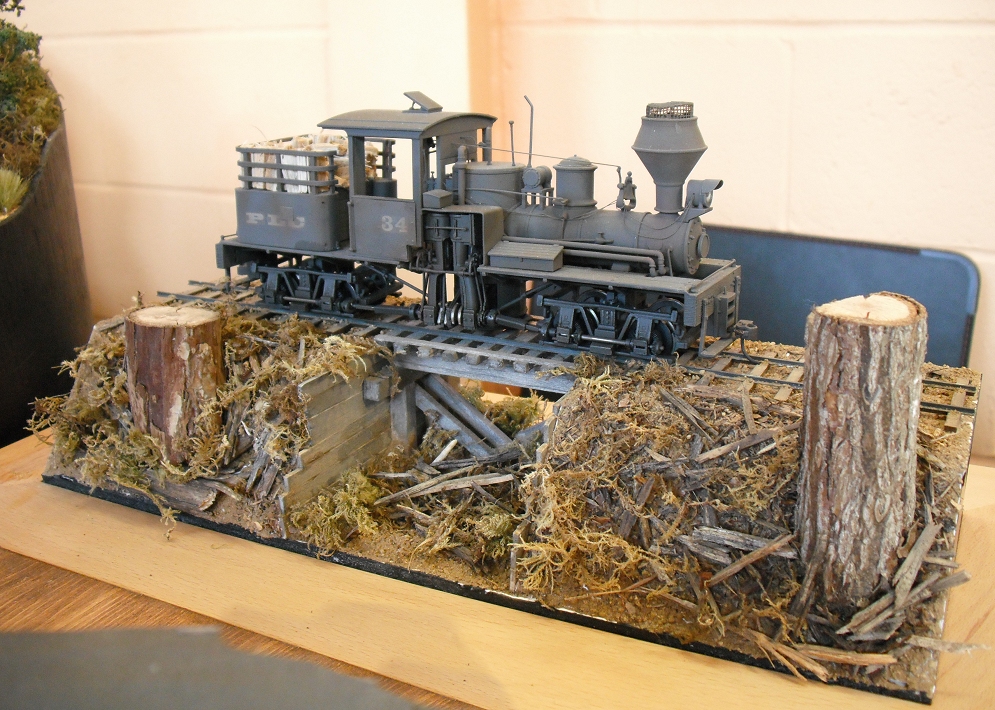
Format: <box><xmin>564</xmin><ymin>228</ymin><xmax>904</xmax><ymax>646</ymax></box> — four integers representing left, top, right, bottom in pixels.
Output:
<box><xmin>463</xmin><ymin>161</ymin><xmax>525</xmax><ymax>210</ymax></box>
<box><xmin>553</xmin><ymin>155</ymin><xmax>596</xmax><ymax>208</ymax></box>
<box><xmin>795</xmin><ymin>292</ymin><xmax>928</xmax><ymax>610</ymax></box>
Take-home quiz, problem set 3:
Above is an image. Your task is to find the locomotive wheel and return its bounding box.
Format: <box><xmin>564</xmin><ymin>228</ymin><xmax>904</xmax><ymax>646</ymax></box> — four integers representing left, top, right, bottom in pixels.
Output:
<box><xmin>650</xmin><ymin>322</ymin><xmax>676</xmax><ymax>357</ymax></box>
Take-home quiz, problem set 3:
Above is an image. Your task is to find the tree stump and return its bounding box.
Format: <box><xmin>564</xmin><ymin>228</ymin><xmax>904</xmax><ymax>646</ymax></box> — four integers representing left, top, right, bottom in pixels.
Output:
<box><xmin>125</xmin><ymin>306</ymin><xmax>223</xmax><ymax>465</ymax></box>
<box><xmin>795</xmin><ymin>292</ymin><xmax>928</xmax><ymax>609</ymax></box>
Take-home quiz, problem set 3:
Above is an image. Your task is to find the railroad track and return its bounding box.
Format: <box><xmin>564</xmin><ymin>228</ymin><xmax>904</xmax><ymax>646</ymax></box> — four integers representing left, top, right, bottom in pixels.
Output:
<box><xmin>159</xmin><ymin>280</ymin><xmax>980</xmax><ymax>422</ymax></box>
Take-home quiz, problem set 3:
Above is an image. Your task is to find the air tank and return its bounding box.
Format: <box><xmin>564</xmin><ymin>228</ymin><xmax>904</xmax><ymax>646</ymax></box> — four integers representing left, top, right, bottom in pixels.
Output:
<box><xmin>632</xmin><ymin>102</ymin><xmax>707</xmax><ymax>214</ymax></box>
<box><xmin>463</xmin><ymin>161</ymin><xmax>525</xmax><ymax>210</ymax></box>
<box><xmin>553</xmin><ymin>155</ymin><xmax>596</xmax><ymax>209</ymax></box>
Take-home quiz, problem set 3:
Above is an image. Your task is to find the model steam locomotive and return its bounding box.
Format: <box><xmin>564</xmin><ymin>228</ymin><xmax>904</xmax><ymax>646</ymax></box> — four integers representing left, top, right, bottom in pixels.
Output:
<box><xmin>217</xmin><ymin>92</ymin><xmax>749</xmax><ymax>358</ymax></box>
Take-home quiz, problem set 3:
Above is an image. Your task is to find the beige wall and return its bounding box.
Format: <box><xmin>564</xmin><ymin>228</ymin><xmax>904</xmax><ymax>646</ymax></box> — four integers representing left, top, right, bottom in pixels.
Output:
<box><xmin>16</xmin><ymin>1</ymin><xmax>994</xmax><ymax>456</ymax></box>
<box><xmin>17</xmin><ymin>0</ymin><xmax>470</xmax><ymax>312</ymax></box>
<box><xmin>469</xmin><ymin>0</ymin><xmax>995</xmax><ymax>458</ymax></box>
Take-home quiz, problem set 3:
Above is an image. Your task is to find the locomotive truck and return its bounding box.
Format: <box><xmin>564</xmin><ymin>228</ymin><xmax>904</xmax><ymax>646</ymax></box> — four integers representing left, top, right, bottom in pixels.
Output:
<box><xmin>216</xmin><ymin>92</ymin><xmax>750</xmax><ymax>358</ymax></box>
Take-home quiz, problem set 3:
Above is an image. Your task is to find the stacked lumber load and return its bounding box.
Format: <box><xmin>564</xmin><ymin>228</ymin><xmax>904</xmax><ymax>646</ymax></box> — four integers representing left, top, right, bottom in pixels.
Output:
<box><xmin>239</xmin><ymin>131</ymin><xmax>379</xmax><ymax>192</ymax></box>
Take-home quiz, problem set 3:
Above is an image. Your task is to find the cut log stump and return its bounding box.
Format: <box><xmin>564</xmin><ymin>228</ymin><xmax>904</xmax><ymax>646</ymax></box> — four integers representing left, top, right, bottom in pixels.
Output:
<box><xmin>795</xmin><ymin>292</ymin><xmax>928</xmax><ymax>610</ymax></box>
<box><xmin>125</xmin><ymin>306</ymin><xmax>223</xmax><ymax>465</ymax></box>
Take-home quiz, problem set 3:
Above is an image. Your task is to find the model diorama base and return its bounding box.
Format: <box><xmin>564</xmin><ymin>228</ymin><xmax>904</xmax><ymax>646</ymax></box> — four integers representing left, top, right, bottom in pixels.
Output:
<box><xmin>35</xmin><ymin>313</ymin><xmax>981</xmax><ymax>704</ymax></box>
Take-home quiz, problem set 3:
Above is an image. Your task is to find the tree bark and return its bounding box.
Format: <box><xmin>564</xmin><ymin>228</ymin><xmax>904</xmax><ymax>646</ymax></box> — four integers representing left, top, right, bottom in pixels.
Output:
<box><xmin>125</xmin><ymin>306</ymin><xmax>223</xmax><ymax>465</ymax></box>
<box><xmin>795</xmin><ymin>292</ymin><xmax>928</xmax><ymax>609</ymax></box>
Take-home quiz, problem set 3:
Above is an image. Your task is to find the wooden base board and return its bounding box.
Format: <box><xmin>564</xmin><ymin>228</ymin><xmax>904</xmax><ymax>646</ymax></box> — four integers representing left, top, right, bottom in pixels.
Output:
<box><xmin>2</xmin><ymin>464</ymin><xmax>995</xmax><ymax>709</ymax></box>
<box><xmin>38</xmin><ymin>472</ymin><xmax>940</xmax><ymax>703</ymax></box>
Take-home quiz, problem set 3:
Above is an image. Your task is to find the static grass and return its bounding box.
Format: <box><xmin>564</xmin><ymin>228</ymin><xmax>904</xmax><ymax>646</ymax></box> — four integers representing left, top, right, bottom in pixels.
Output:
<box><xmin>0</xmin><ymin>166</ymin><xmax>26</xmax><ymax>214</ymax></box>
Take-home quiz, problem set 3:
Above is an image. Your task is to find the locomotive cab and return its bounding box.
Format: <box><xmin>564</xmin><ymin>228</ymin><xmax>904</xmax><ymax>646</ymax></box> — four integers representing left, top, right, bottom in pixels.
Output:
<box><xmin>317</xmin><ymin>91</ymin><xmax>496</xmax><ymax>266</ymax></box>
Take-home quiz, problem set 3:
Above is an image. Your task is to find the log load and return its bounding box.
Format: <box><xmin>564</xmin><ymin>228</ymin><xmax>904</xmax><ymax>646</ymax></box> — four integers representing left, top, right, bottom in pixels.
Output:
<box><xmin>795</xmin><ymin>292</ymin><xmax>928</xmax><ymax>609</ymax></box>
<box><xmin>125</xmin><ymin>306</ymin><xmax>223</xmax><ymax>465</ymax></box>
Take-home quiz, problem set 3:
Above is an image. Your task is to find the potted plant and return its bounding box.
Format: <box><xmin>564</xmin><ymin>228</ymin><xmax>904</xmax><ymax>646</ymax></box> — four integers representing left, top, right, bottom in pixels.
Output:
<box><xmin>0</xmin><ymin>0</ymin><xmax>91</xmax><ymax>446</ymax></box>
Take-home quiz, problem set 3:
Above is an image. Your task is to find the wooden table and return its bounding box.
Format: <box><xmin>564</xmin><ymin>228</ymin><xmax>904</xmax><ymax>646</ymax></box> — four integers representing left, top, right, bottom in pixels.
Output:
<box><xmin>1</xmin><ymin>434</ymin><xmax>993</xmax><ymax>709</ymax></box>
<box><xmin>0</xmin><ymin>435</ymin><xmax>472</xmax><ymax>709</ymax></box>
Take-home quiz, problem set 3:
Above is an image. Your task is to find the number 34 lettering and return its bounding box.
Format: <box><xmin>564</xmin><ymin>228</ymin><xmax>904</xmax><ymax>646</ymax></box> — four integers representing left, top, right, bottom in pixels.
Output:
<box><xmin>381</xmin><ymin>216</ymin><xmax>407</xmax><ymax>233</ymax></box>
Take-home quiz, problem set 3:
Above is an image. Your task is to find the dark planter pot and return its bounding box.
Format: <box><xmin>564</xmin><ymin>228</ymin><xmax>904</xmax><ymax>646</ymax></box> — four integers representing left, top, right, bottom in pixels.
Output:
<box><xmin>0</xmin><ymin>119</ymin><xmax>92</xmax><ymax>447</ymax></box>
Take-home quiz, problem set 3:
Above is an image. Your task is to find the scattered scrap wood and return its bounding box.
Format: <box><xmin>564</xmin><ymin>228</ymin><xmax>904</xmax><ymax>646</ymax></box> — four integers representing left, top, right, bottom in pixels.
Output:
<box><xmin>706</xmin><ymin>533</ymin><xmax>795</xmax><ymax>588</ymax></box>
<box><xmin>693</xmin><ymin>527</ymin><xmax>797</xmax><ymax>559</ymax></box>
<box><xmin>373</xmin><ymin>464</ymin><xmax>478</xmax><ymax>507</ymax></box>
<box><xmin>42</xmin><ymin>326</ymin><xmax>980</xmax><ymax>698</ymax></box>
<box><xmin>892</xmin><ymin>522</ymin><xmax>942</xmax><ymax>607</ymax></box>
<box><xmin>696</xmin><ymin>422</ymin><xmax>800</xmax><ymax>463</ymax></box>
<box><xmin>791</xmin><ymin>645</ymin><xmax>897</xmax><ymax>667</ymax></box>
<box><xmin>905</xmin><ymin>636</ymin><xmax>989</xmax><ymax>654</ymax></box>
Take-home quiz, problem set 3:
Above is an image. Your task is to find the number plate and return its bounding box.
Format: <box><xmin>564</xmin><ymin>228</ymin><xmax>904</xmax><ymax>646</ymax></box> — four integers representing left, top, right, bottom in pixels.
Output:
<box><xmin>352</xmin><ymin>196</ymin><xmax>418</xmax><ymax>261</ymax></box>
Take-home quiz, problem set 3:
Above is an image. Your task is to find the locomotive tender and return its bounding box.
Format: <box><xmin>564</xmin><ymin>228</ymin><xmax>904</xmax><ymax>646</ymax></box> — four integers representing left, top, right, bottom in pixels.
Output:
<box><xmin>217</xmin><ymin>92</ymin><xmax>748</xmax><ymax>358</ymax></box>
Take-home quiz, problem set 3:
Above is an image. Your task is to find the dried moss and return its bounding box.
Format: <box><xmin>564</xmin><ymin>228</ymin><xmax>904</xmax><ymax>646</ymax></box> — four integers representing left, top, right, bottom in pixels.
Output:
<box><xmin>31</xmin><ymin>302</ymin><xmax>385</xmax><ymax>514</ymax></box>
<box><xmin>288</xmin><ymin>469</ymin><xmax>385</xmax><ymax>553</ymax></box>
<box><xmin>460</xmin><ymin>383</ymin><xmax>545</xmax><ymax>437</ymax></box>
<box><xmin>514</xmin><ymin>357</ymin><xmax>804</xmax><ymax>644</ymax></box>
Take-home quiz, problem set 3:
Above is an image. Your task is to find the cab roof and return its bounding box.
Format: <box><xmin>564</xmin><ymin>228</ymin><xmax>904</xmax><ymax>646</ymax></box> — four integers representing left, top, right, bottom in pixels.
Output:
<box><xmin>318</xmin><ymin>109</ymin><xmax>496</xmax><ymax>140</ymax></box>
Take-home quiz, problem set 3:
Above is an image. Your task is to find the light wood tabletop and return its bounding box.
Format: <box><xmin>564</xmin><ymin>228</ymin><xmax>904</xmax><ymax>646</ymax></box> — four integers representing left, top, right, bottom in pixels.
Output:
<box><xmin>1</xmin><ymin>433</ymin><xmax>993</xmax><ymax>709</ymax></box>
<box><xmin>0</xmin><ymin>435</ymin><xmax>474</xmax><ymax>709</ymax></box>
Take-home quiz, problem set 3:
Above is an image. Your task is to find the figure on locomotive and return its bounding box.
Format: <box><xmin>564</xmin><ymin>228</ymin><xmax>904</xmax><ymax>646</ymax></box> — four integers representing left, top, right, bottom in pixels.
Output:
<box><xmin>217</xmin><ymin>92</ymin><xmax>750</xmax><ymax>358</ymax></box>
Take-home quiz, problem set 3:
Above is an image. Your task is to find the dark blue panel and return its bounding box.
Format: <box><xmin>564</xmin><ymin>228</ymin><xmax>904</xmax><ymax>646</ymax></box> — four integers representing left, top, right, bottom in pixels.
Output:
<box><xmin>706</xmin><ymin>227</ymin><xmax>980</xmax><ymax>367</ymax></box>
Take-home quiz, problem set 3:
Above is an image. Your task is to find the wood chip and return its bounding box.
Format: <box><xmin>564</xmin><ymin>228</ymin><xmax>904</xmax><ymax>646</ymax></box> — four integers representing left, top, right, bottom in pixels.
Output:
<box><xmin>837</xmin><ymin>591</ymin><xmax>895</xmax><ymax>635</ymax></box>
<box><xmin>682</xmin><ymin>384</ymin><xmax>770</xmax><ymax>414</ymax></box>
<box><xmin>659</xmin><ymin>388</ymin><xmax>717</xmax><ymax>442</ymax></box>
<box><xmin>740</xmin><ymin>382</ymin><xmax>757</xmax><ymax>434</ymax></box>
<box><xmin>677</xmin><ymin>535</ymin><xmax>733</xmax><ymax>566</ymax></box>
<box><xmin>744</xmin><ymin>629</ymin><xmax>830</xmax><ymax>682</ymax></box>
<box><xmin>434</xmin><ymin>448</ymin><xmax>520</xmax><ymax>471</ymax></box>
<box><xmin>906</xmin><ymin>636</ymin><xmax>989</xmax><ymax>654</ymax></box>
<box><xmin>895</xmin><ymin>571</ymin><xmax>941</xmax><ymax>612</ymax></box>
<box><xmin>706</xmin><ymin>533</ymin><xmax>796</xmax><ymax>587</ymax></box>
<box><xmin>564</xmin><ymin>575</ymin><xmax>656</xmax><ymax>602</ymax></box>
<box><xmin>792</xmin><ymin>644</ymin><xmax>897</xmax><ymax>667</ymax></box>
<box><xmin>693</xmin><ymin>526</ymin><xmax>798</xmax><ymax>559</ymax></box>
<box><xmin>413</xmin><ymin>472</ymin><xmax>514</xmax><ymax>498</ymax></box>
<box><xmin>647</xmin><ymin>589</ymin><xmax>698</xmax><ymax>612</ymax></box>
<box><xmin>509</xmin><ymin>521</ymin><xmax>529</xmax><ymax>594</ymax></box>
<box><xmin>932</xmin><ymin>569</ymin><xmax>972</xmax><ymax>592</ymax></box>
<box><xmin>851</xmin><ymin>613</ymin><xmax>905</xmax><ymax>642</ymax></box>
<box><xmin>369</xmin><ymin>471</ymin><xmax>421</xmax><ymax>481</ymax></box>
<box><xmin>470</xmin><ymin>480</ymin><xmax>515</xmax><ymax>514</ymax></box>
<box><xmin>431</xmin><ymin>438</ymin><xmax>459</xmax><ymax>465</ymax></box>
<box><xmin>789</xmin><ymin>546</ymin><xmax>825</xmax><ymax>618</ymax></box>
<box><xmin>394</xmin><ymin>504</ymin><xmax>433</xmax><ymax>525</ymax></box>
<box><xmin>892</xmin><ymin>522</ymin><xmax>942</xmax><ymax>607</ymax></box>
<box><xmin>923</xmin><ymin>555</ymin><xmax>960</xmax><ymax>569</ymax></box>
<box><xmin>373</xmin><ymin>463</ymin><xmax>477</xmax><ymax>506</ymax></box>
<box><xmin>695</xmin><ymin>421</ymin><xmax>800</xmax><ymax>463</ymax></box>
<box><xmin>415</xmin><ymin>461</ymin><xmax>442</xmax><ymax>478</ymax></box>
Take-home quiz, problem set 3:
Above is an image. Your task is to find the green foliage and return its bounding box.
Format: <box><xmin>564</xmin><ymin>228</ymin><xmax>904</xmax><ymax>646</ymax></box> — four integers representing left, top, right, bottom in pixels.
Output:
<box><xmin>0</xmin><ymin>8</ymin><xmax>61</xmax><ymax>196</ymax></box>
<box><xmin>0</xmin><ymin>166</ymin><xmax>26</xmax><ymax>213</ymax></box>
<box><xmin>0</xmin><ymin>1</ymin><xmax>25</xmax><ymax>16</ymax></box>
